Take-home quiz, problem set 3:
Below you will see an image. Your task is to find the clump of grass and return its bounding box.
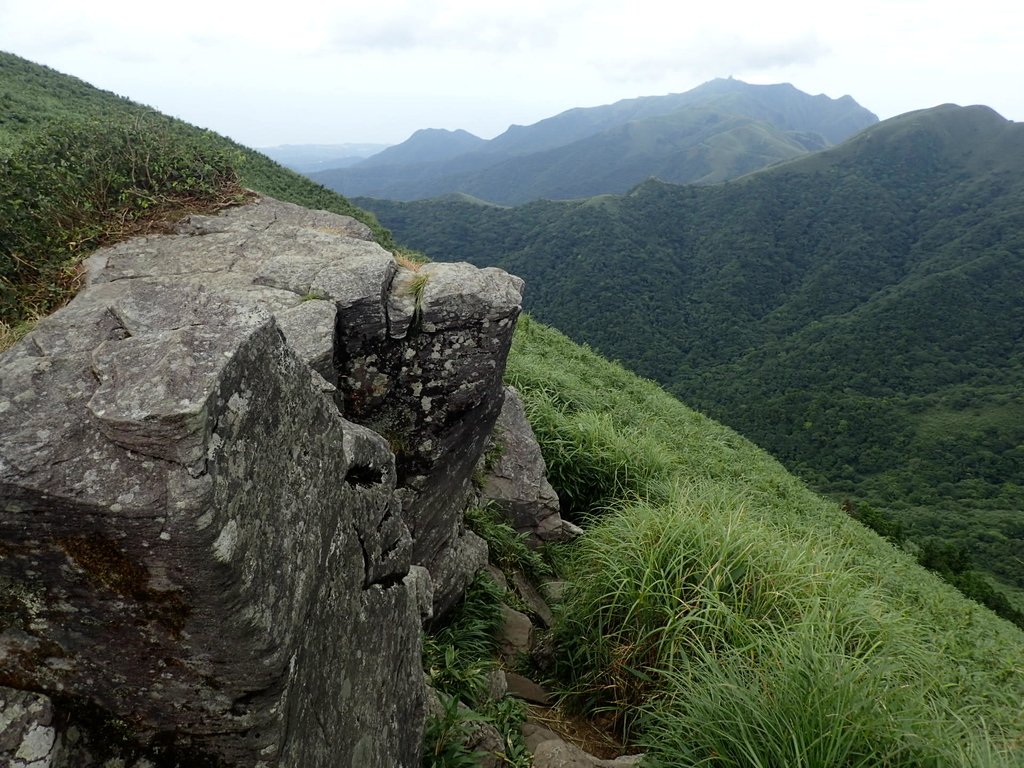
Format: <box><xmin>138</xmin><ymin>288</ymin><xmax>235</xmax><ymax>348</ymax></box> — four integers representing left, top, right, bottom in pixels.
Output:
<box><xmin>506</xmin><ymin>318</ymin><xmax>1024</xmax><ymax>765</ymax></box>
<box><xmin>394</xmin><ymin>250</ymin><xmax>429</xmax><ymax>271</ymax></box>
<box><xmin>0</xmin><ymin>317</ymin><xmax>35</xmax><ymax>354</ymax></box>
<box><xmin>425</xmin><ymin>575</ymin><xmax>504</xmax><ymax>690</ymax></box>
<box><xmin>465</xmin><ymin>504</ymin><xmax>551</xmax><ymax>584</ymax></box>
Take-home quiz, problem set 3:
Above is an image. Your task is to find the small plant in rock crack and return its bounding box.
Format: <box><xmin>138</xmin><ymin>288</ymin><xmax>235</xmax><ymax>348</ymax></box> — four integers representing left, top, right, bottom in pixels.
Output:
<box><xmin>405</xmin><ymin>272</ymin><xmax>430</xmax><ymax>313</ymax></box>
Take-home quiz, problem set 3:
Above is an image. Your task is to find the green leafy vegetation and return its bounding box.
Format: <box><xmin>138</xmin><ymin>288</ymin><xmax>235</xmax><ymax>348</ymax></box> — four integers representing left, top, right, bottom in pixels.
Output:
<box><xmin>422</xmin><ymin>575</ymin><xmax>531</xmax><ymax>768</ymax></box>
<box><xmin>465</xmin><ymin>505</ymin><xmax>551</xmax><ymax>584</ymax></box>
<box><xmin>0</xmin><ymin>114</ymin><xmax>245</xmax><ymax>324</ymax></box>
<box><xmin>363</xmin><ymin>103</ymin><xmax>1024</xmax><ymax>608</ymax></box>
<box><xmin>506</xmin><ymin>317</ymin><xmax>1024</xmax><ymax>766</ymax></box>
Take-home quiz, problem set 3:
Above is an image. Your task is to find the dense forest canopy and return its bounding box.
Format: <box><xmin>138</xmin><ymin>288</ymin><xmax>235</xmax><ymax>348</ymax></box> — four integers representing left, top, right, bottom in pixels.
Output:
<box><xmin>361</xmin><ymin>104</ymin><xmax>1024</xmax><ymax>604</ymax></box>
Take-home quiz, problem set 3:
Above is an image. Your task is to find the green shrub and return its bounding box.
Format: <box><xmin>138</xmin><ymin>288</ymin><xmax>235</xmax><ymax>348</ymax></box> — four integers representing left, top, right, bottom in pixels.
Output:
<box><xmin>0</xmin><ymin>114</ymin><xmax>242</xmax><ymax>324</ymax></box>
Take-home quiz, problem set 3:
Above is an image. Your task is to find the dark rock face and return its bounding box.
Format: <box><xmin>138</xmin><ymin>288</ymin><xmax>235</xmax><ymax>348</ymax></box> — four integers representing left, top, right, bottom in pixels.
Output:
<box><xmin>0</xmin><ymin>197</ymin><xmax>524</xmax><ymax>766</ymax></box>
<box><xmin>334</xmin><ymin>262</ymin><xmax>523</xmax><ymax>588</ymax></box>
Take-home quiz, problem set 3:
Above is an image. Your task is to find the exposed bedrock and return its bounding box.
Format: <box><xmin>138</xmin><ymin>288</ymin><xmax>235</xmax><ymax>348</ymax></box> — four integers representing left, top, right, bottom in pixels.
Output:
<box><xmin>0</xmin><ymin>197</ymin><xmax>524</xmax><ymax>766</ymax></box>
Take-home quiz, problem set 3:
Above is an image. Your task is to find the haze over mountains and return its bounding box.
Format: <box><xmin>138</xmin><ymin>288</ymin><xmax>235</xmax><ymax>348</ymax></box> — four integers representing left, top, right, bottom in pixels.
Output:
<box><xmin>258</xmin><ymin>142</ymin><xmax>391</xmax><ymax>173</ymax></box>
<box><xmin>311</xmin><ymin>78</ymin><xmax>878</xmax><ymax>204</ymax></box>
<box><xmin>361</xmin><ymin>102</ymin><xmax>1024</xmax><ymax>605</ymax></box>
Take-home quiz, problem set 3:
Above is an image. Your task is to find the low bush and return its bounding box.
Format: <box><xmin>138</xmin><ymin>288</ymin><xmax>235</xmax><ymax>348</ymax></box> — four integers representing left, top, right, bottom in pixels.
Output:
<box><xmin>0</xmin><ymin>114</ymin><xmax>244</xmax><ymax>325</ymax></box>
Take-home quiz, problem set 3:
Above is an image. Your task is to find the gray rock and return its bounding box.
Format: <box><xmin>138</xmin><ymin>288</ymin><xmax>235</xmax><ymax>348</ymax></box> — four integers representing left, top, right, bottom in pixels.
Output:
<box><xmin>0</xmin><ymin>687</ymin><xmax>63</xmax><ymax>767</ymax></box>
<box><xmin>505</xmin><ymin>672</ymin><xmax>551</xmax><ymax>706</ymax></box>
<box><xmin>523</xmin><ymin>724</ymin><xmax>643</xmax><ymax>768</ymax></box>
<box><xmin>486</xmin><ymin>668</ymin><xmax>508</xmax><ymax>703</ymax></box>
<box><xmin>485</xmin><ymin>564</ymin><xmax>509</xmax><ymax>593</ymax></box>
<box><xmin>335</xmin><ymin>262</ymin><xmax>523</xmax><ymax>580</ymax></box>
<box><xmin>1</xmin><ymin>195</ymin><xmax>523</xmax><ymax>765</ymax></box>
<box><xmin>511</xmin><ymin>570</ymin><xmax>554</xmax><ymax>628</ymax></box>
<box><xmin>427</xmin><ymin>529</ymin><xmax>489</xmax><ymax>618</ymax></box>
<box><xmin>498</xmin><ymin>604</ymin><xmax>533</xmax><ymax>664</ymax></box>
<box><xmin>480</xmin><ymin>387</ymin><xmax>574</xmax><ymax>546</ymax></box>
<box><xmin>405</xmin><ymin>565</ymin><xmax>435</xmax><ymax>622</ymax></box>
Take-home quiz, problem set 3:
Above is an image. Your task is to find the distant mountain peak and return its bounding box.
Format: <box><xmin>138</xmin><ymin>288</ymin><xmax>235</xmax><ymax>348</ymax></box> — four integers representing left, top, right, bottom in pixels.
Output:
<box><xmin>314</xmin><ymin>80</ymin><xmax>879</xmax><ymax>202</ymax></box>
<box><xmin>354</xmin><ymin>127</ymin><xmax>486</xmax><ymax>169</ymax></box>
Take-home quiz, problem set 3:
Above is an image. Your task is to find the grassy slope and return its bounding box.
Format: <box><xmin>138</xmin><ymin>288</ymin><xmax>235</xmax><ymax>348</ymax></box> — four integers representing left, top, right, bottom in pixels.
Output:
<box><xmin>0</xmin><ymin>51</ymin><xmax>393</xmax><ymax>247</ymax></box>
<box><xmin>507</xmin><ymin>318</ymin><xmax>1024</xmax><ymax>763</ymax></box>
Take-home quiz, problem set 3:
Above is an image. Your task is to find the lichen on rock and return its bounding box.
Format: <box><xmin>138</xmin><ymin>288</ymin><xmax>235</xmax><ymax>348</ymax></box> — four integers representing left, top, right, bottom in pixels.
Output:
<box><xmin>0</xmin><ymin>196</ymin><xmax>524</xmax><ymax>766</ymax></box>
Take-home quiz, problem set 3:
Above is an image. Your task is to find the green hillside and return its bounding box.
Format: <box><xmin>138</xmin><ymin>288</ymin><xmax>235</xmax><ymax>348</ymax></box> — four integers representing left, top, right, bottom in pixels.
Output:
<box><xmin>0</xmin><ymin>51</ymin><xmax>392</xmax><ymax>243</ymax></box>
<box><xmin>509</xmin><ymin>318</ymin><xmax>1024</xmax><ymax>764</ymax></box>
<box><xmin>359</xmin><ymin>104</ymin><xmax>1024</xmax><ymax>608</ymax></box>
<box><xmin>2</xmin><ymin>51</ymin><xmax>1023</xmax><ymax>766</ymax></box>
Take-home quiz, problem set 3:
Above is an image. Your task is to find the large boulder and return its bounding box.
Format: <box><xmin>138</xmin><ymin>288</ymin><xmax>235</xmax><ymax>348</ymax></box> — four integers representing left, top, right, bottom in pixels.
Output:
<box><xmin>0</xmin><ymin>282</ymin><xmax>421</xmax><ymax>765</ymax></box>
<box><xmin>0</xmin><ymin>197</ymin><xmax>524</xmax><ymax>765</ymax></box>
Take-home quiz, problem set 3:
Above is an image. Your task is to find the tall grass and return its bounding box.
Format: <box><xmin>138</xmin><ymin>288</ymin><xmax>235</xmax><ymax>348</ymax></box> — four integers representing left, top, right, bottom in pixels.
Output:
<box><xmin>506</xmin><ymin>317</ymin><xmax>1024</xmax><ymax>766</ymax></box>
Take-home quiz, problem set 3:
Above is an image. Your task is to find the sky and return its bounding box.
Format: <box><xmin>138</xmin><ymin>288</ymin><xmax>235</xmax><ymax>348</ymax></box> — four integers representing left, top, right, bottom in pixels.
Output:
<box><xmin>1</xmin><ymin>0</ymin><xmax>1021</xmax><ymax>149</ymax></box>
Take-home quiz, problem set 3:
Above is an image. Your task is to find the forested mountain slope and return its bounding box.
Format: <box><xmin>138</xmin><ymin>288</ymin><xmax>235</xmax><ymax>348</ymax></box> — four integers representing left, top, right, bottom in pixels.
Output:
<box><xmin>361</xmin><ymin>103</ymin><xmax>1024</xmax><ymax>600</ymax></box>
<box><xmin>312</xmin><ymin>78</ymin><xmax>877</xmax><ymax>203</ymax></box>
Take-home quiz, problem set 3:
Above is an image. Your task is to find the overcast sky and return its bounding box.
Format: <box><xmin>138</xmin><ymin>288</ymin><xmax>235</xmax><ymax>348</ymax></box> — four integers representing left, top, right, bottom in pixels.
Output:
<box><xmin>1</xmin><ymin>0</ymin><xmax>1020</xmax><ymax>148</ymax></box>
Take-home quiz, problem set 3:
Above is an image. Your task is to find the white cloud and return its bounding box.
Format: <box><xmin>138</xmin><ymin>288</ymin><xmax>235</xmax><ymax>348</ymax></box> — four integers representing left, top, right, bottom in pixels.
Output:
<box><xmin>0</xmin><ymin>0</ymin><xmax>1021</xmax><ymax>145</ymax></box>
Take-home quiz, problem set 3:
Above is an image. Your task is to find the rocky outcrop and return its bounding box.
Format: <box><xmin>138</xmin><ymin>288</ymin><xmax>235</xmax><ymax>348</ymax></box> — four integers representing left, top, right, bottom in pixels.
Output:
<box><xmin>479</xmin><ymin>387</ymin><xmax>579</xmax><ymax>546</ymax></box>
<box><xmin>0</xmin><ymin>197</ymin><xmax>523</xmax><ymax>765</ymax></box>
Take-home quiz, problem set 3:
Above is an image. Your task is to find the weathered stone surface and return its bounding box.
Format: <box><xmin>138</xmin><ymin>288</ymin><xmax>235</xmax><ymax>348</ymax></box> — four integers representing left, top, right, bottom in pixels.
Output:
<box><xmin>428</xmin><ymin>529</ymin><xmax>489</xmax><ymax>618</ymax></box>
<box><xmin>0</xmin><ymin>687</ymin><xmax>63</xmax><ymax>767</ymax></box>
<box><xmin>498</xmin><ymin>604</ymin><xmax>533</xmax><ymax>664</ymax></box>
<box><xmin>480</xmin><ymin>387</ymin><xmax>575</xmax><ymax>546</ymax></box>
<box><xmin>511</xmin><ymin>570</ymin><xmax>554</xmax><ymax>628</ymax></box>
<box><xmin>1</xmin><ymin>195</ymin><xmax>522</xmax><ymax>764</ymax></box>
<box><xmin>135</xmin><ymin>197</ymin><xmax>524</xmax><ymax>611</ymax></box>
<box><xmin>485</xmin><ymin>564</ymin><xmax>509</xmax><ymax>592</ymax></box>
<box><xmin>505</xmin><ymin>672</ymin><xmax>551</xmax><ymax>706</ymax></box>
<box><xmin>337</xmin><ymin>263</ymin><xmax>524</xmax><ymax>577</ymax></box>
<box><xmin>405</xmin><ymin>564</ymin><xmax>436</xmax><ymax>621</ymax></box>
<box><xmin>523</xmin><ymin>724</ymin><xmax>643</xmax><ymax>768</ymax></box>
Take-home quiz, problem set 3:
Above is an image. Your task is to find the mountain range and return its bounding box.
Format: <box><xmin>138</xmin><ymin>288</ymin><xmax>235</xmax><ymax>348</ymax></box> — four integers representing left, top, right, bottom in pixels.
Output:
<box><xmin>258</xmin><ymin>142</ymin><xmax>392</xmax><ymax>173</ymax></box>
<box><xmin>311</xmin><ymin>78</ymin><xmax>878</xmax><ymax>204</ymax></box>
<box><xmin>360</xmin><ymin>103</ymin><xmax>1024</xmax><ymax>603</ymax></box>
